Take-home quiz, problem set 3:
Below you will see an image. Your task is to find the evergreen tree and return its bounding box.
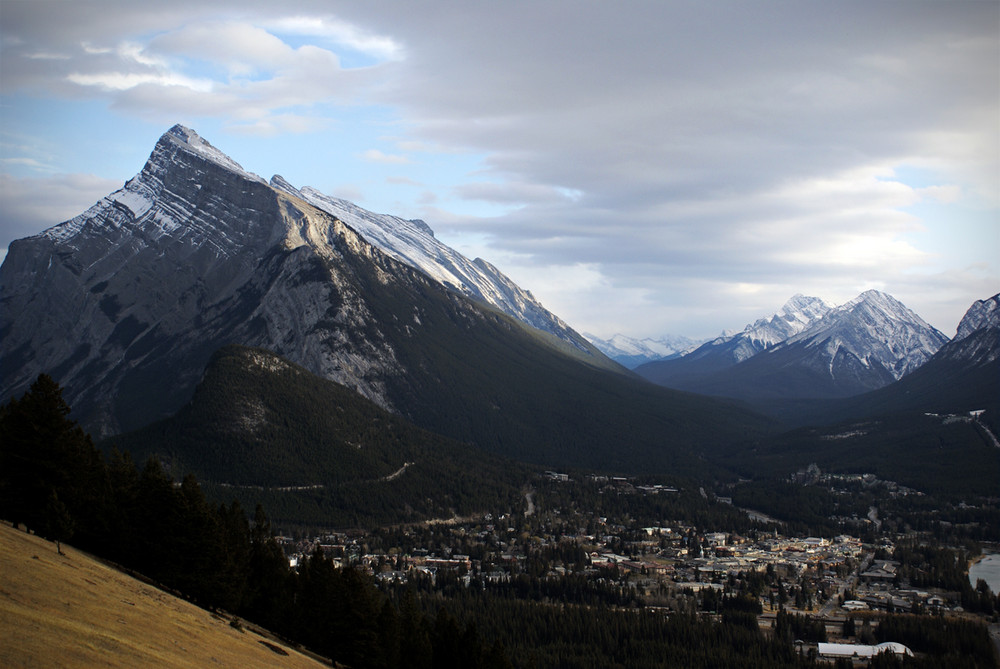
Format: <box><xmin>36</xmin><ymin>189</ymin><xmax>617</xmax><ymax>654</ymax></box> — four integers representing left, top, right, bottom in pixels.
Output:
<box><xmin>0</xmin><ymin>374</ymin><xmax>104</xmax><ymax>537</ymax></box>
<box><xmin>41</xmin><ymin>488</ymin><xmax>74</xmax><ymax>555</ymax></box>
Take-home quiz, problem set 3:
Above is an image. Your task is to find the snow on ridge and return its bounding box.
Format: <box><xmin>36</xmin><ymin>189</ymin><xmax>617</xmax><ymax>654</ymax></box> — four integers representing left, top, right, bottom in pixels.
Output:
<box><xmin>163</xmin><ymin>124</ymin><xmax>266</xmax><ymax>185</ymax></box>
<box><xmin>268</xmin><ymin>177</ymin><xmax>579</xmax><ymax>345</ymax></box>
<box><xmin>778</xmin><ymin>290</ymin><xmax>948</xmax><ymax>380</ymax></box>
<box><xmin>954</xmin><ymin>293</ymin><xmax>1000</xmax><ymax>341</ymax></box>
<box><xmin>584</xmin><ymin>332</ymin><xmax>703</xmax><ymax>364</ymax></box>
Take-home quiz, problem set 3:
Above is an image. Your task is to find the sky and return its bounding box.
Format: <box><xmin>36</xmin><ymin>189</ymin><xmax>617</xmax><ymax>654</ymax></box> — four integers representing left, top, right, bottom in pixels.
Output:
<box><xmin>1</xmin><ymin>1</ymin><xmax>997</xmax><ymax>340</ymax></box>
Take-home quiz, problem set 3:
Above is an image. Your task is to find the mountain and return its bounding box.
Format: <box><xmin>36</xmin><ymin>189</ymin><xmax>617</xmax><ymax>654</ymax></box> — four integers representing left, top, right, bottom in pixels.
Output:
<box><xmin>268</xmin><ymin>177</ymin><xmax>593</xmax><ymax>355</ymax></box>
<box><xmin>583</xmin><ymin>332</ymin><xmax>704</xmax><ymax>369</ymax></box>
<box><xmin>637</xmin><ymin>290</ymin><xmax>948</xmax><ymax>401</ymax></box>
<box><xmin>725</xmin><ymin>294</ymin><xmax>1000</xmax><ymax>496</ymax></box>
<box><xmin>832</xmin><ymin>291</ymin><xmax>999</xmax><ymax>418</ymax></box>
<box><xmin>634</xmin><ymin>294</ymin><xmax>832</xmax><ymax>389</ymax></box>
<box><xmin>109</xmin><ymin>345</ymin><xmax>528</xmax><ymax>526</ymax></box>
<box><xmin>0</xmin><ymin>125</ymin><xmax>599</xmax><ymax>435</ymax></box>
<box><xmin>0</xmin><ymin>124</ymin><xmax>769</xmax><ymax>476</ymax></box>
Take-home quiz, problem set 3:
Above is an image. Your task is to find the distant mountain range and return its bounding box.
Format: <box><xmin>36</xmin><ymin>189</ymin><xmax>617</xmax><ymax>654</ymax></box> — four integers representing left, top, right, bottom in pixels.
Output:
<box><xmin>723</xmin><ymin>294</ymin><xmax>1000</xmax><ymax>495</ymax></box>
<box><xmin>636</xmin><ymin>290</ymin><xmax>949</xmax><ymax>401</ymax></box>
<box><xmin>583</xmin><ymin>332</ymin><xmax>704</xmax><ymax>369</ymax></box>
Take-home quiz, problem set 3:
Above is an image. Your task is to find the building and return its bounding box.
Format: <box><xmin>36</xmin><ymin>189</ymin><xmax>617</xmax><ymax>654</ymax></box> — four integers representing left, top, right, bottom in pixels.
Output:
<box><xmin>817</xmin><ymin>642</ymin><xmax>913</xmax><ymax>661</ymax></box>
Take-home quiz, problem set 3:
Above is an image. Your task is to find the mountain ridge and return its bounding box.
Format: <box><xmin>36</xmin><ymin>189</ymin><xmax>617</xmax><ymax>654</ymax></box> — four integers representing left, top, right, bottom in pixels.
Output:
<box><xmin>636</xmin><ymin>290</ymin><xmax>948</xmax><ymax>401</ymax></box>
<box><xmin>583</xmin><ymin>332</ymin><xmax>704</xmax><ymax>369</ymax></box>
<box><xmin>1</xmin><ymin>124</ymin><xmax>770</xmax><ymax>477</ymax></box>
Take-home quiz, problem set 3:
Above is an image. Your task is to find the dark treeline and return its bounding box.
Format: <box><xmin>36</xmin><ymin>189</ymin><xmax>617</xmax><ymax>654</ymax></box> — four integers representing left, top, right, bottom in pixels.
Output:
<box><xmin>874</xmin><ymin>614</ymin><xmax>996</xmax><ymax>669</ymax></box>
<box><xmin>111</xmin><ymin>345</ymin><xmax>529</xmax><ymax>529</ymax></box>
<box><xmin>393</xmin><ymin>589</ymin><xmax>805</xmax><ymax>669</ymax></box>
<box><xmin>0</xmin><ymin>374</ymin><xmax>508</xmax><ymax>668</ymax></box>
<box><xmin>889</xmin><ymin>540</ymin><xmax>1000</xmax><ymax>616</ymax></box>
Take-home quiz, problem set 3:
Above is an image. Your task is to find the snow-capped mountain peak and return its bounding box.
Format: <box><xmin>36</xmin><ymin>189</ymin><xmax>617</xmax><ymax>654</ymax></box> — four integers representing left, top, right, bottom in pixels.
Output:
<box><xmin>699</xmin><ymin>293</ymin><xmax>834</xmax><ymax>363</ymax></box>
<box><xmin>163</xmin><ymin>124</ymin><xmax>266</xmax><ymax>184</ymax></box>
<box><xmin>635</xmin><ymin>289</ymin><xmax>951</xmax><ymax>400</ymax></box>
<box><xmin>780</xmin><ymin>289</ymin><xmax>948</xmax><ymax>381</ymax></box>
<box><xmin>1</xmin><ymin>124</ymin><xmax>607</xmax><ymax>437</ymax></box>
<box><xmin>743</xmin><ymin>294</ymin><xmax>833</xmax><ymax>344</ymax></box>
<box><xmin>584</xmin><ymin>332</ymin><xmax>704</xmax><ymax>368</ymax></box>
<box><xmin>954</xmin><ymin>293</ymin><xmax>999</xmax><ymax>341</ymax></box>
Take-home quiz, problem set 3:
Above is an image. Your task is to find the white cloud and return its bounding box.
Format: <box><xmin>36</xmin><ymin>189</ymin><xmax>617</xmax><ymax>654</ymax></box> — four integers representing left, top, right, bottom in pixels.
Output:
<box><xmin>266</xmin><ymin>15</ymin><xmax>404</xmax><ymax>61</ymax></box>
<box><xmin>67</xmin><ymin>71</ymin><xmax>214</xmax><ymax>92</ymax></box>
<box><xmin>360</xmin><ymin>149</ymin><xmax>409</xmax><ymax>164</ymax></box>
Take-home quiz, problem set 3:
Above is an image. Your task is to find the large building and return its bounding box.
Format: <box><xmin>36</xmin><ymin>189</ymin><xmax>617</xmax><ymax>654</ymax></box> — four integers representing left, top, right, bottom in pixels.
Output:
<box><xmin>817</xmin><ymin>642</ymin><xmax>913</xmax><ymax>661</ymax></box>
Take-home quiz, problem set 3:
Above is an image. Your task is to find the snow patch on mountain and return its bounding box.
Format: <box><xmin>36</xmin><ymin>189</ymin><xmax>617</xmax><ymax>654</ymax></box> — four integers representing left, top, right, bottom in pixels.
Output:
<box><xmin>736</xmin><ymin>294</ymin><xmax>833</xmax><ymax>356</ymax></box>
<box><xmin>269</xmin><ymin>176</ymin><xmax>587</xmax><ymax>351</ymax></box>
<box><xmin>954</xmin><ymin>293</ymin><xmax>999</xmax><ymax>341</ymax></box>
<box><xmin>778</xmin><ymin>290</ymin><xmax>948</xmax><ymax>380</ymax></box>
<box><xmin>163</xmin><ymin>124</ymin><xmax>266</xmax><ymax>184</ymax></box>
<box><xmin>679</xmin><ymin>294</ymin><xmax>833</xmax><ymax>365</ymax></box>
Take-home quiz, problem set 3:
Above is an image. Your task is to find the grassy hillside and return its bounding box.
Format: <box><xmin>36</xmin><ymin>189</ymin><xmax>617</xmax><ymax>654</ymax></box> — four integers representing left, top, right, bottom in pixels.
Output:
<box><xmin>0</xmin><ymin>522</ymin><xmax>324</xmax><ymax>669</ymax></box>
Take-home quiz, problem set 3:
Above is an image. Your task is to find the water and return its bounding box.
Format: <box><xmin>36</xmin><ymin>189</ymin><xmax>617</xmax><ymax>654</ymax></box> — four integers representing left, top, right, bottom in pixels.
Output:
<box><xmin>968</xmin><ymin>553</ymin><xmax>1000</xmax><ymax>594</ymax></box>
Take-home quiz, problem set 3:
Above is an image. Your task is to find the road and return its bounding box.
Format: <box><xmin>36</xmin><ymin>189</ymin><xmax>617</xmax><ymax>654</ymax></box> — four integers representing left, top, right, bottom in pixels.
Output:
<box><xmin>818</xmin><ymin>552</ymin><xmax>872</xmax><ymax>618</ymax></box>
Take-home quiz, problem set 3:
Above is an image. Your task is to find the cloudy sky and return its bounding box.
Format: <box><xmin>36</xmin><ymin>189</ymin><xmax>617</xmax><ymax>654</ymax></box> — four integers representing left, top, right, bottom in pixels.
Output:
<box><xmin>1</xmin><ymin>1</ymin><xmax>997</xmax><ymax>340</ymax></box>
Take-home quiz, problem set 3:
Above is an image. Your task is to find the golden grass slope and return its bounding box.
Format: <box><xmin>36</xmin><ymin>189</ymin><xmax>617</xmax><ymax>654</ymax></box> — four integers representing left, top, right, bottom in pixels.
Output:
<box><xmin>0</xmin><ymin>522</ymin><xmax>327</xmax><ymax>668</ymax></box>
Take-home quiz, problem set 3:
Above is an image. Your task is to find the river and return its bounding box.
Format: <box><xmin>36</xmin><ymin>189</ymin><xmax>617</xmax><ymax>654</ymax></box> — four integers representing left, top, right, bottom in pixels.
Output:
<box><xmin>969</xmin><ymin>554</ymin><xmax>1000</xmax><ymax>595</ymax></box>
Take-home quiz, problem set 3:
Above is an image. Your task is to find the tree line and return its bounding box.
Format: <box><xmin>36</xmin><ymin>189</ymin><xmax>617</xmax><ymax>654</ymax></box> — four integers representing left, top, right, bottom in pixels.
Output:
<box><xmin>0</xmin><ymin>374</ymin><xmax>510</xmax><ymax>668</ymax></box>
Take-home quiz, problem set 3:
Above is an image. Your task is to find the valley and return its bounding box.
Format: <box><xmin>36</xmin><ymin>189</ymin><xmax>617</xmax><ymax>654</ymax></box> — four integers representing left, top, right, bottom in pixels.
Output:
<box><xmin>1</xmin><ymin>124</ymin><xmax>998</xmax><ymax>668</ymax></box>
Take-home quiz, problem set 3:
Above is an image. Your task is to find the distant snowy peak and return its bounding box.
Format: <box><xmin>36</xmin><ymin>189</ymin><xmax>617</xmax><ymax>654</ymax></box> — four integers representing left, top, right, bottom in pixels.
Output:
<box><xmin>743</xmin><ymin>294</ymin><xmax>833</xmax><ymax>346</ymax></box>
<box><xmin>954</xmin><ymin>293</ymin><xmax>999</xmax><ymax>341</ymax></box>
<box><xmin>585</xmin><ymin>332</ymin><xmax>703</xmax><ymax>368</ymax></box>
<box><xmin>269</xmin><ymin>176</ymin><xmax>587</xmax><ymax>351</ymax></box>
<box><xmin>699</xmin><ymin>294</ymin><xmax>832</xmax><ymax>363</ymax></box>
<box><xmin>781</xmin><ymin>289</ymin><xmax>948</xmax><ymax>380</ymax></box>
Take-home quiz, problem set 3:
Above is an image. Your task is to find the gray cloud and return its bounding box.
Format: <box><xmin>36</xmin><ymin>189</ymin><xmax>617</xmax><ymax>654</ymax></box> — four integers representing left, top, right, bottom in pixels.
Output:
<box><xmin>1</xmin><ymin>1</ymin><xmax>996</xmax><ymax>337</ymax></box>
<box><xmin>0</xmin><ymin>173</ymin><xmax>123</xmax><ymax>260</ymax></box>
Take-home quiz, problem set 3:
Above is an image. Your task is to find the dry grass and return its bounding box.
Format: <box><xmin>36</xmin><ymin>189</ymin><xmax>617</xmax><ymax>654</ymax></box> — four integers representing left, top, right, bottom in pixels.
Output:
<box><xmin>0</xmin><ymin>522</ymin><xmax>329</xmax><ymax>668</ymax></box>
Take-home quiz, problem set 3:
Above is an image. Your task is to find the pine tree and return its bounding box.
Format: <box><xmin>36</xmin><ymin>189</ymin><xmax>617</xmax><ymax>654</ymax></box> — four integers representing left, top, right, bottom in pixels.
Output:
<box><xmin>0</xmin><ymin>374</ymin><xmax>103</xmax><ymax>536</ymax></box>
<box><xmin>42</xmin><ymin>488</ymin><xmax>75</xmax><ymax>555</ymax></box>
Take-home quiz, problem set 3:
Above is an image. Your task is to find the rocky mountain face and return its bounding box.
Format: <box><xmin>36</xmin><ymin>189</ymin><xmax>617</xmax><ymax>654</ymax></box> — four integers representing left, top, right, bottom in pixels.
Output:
<box><xmin>0</xmin><ymin>125</ymin><xmax>595</xmax><ymax>436</ymax></box>
<box><xmin>269</xmin><ymin>177</ymin><xmax>591</xmax><ymax>353</ymax></box>
<box><xmin>778</xmin><ymin>290</ymin><xmax>948</xmax><ymax>380</ymax></box>
<box><xmin>637</xmin><ymin>290</ymin><xmax>949</xmax><ymax>400</ymax></box>
<box><xmin>634</xmin><ymin>294</ymin><xmax>832</xmax><ymax>391</ymax></box>
<box><xmin>0</xmin><ymin>125</ymin><xmax>767</xmax><ymax>475</ymax></box>
<box><xmin>850</xmin><ymin>292</ymin><xmax>999</xmax><ymax>416</ymax></box>
<box><xmin>944</xmin><ymin>292</ymin><xmax>1000</xmax><ymax>365</ymax></box>
<box><xmin>583</xmin><ymin>332</ymin><xmax>703</xmax><ymax>369</ymax></box>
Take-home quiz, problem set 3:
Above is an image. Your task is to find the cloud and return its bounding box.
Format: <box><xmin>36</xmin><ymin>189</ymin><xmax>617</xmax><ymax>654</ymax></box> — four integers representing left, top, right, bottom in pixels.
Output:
<box><xmin>0</xmin><ymin>172</ymin><xmax>122</xmax><ymax>259</ymax></box>
<box><xmin>265</xmin><ymin>15</ymin><xmax>404</xmax><ymax>61</ymax></box>
<box><xmin>331</xmin><ymin>2</ymin><xmax>996</xmax><ymax>335</ymax></box>
<box><xmin>1</xmin><ymin>1</ymin><xmax>996</xmax><ymax>337</ymax></box>
<box><xmin>453</xmin><ymin>181</ymin><xmax>577</xmax><ymax>206</ymax></box>
<box><xmin>360</xmin><ymin>149</ymin><xmax>410</xmax><ymax>164</ymax></box>
<box><xmin>1</xmin><ymin>5</ymin><xmax>397</xmax><ymax>132</ymax></box>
